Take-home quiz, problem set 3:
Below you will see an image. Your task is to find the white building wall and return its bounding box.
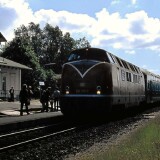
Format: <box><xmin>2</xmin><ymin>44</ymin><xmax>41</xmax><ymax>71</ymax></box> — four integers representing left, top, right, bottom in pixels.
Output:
<box><xmin>0</xmin><ymin>66</ymin><xmax>21</xmax><ymax>100</ymax></box>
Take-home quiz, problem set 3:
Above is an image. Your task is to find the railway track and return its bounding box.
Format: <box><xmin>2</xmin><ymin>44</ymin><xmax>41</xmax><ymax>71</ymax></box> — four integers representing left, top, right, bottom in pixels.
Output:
<box><xmin>0</xmin><ymin>122</ymin><xmax>76</xmax><ymax>152</ymax></box>
<box><xmin>0</xmin><ymin>106</ymin><xmax>159</xmax><ymax>159</ymax></box>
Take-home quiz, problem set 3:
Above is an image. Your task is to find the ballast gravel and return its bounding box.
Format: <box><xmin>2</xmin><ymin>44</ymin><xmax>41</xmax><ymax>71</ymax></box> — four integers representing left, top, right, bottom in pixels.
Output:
<box><xmin>0</xmin><ymin>107</ymin><xmax>160</xmax><ymax>160</ymax></box>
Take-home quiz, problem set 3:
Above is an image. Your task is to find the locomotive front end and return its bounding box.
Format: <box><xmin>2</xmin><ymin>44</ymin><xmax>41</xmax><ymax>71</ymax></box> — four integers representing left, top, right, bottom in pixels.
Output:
<box><xmin>60</xmin><ymin>48</ymin><xmax>113</xmax><ymax>115</ymax></box>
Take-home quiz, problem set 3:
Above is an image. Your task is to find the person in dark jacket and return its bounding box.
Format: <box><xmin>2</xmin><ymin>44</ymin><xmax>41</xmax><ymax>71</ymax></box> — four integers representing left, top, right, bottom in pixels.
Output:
<box><xmin>40</xmin><ymin>89</ymin><xmax>47</xmax><ymax>112</ymax></box>
<box><xmin>19</xmin><ymin>84</ymin><xmax>30</xmax><ymax>116</ymax></box>
<box><xmin>45</xmin><ymin>87</ymin><xmax>51</xmax><ymax>112</ymax></box>
<box><xmin>27</xmin><ymin>85</ymin><xmax>33</xmax><ymax>105</ymax></box>
<box><xmin>53</xmin><ymin>87</ymin><xmax>60</xmax><ymax>111</ymax></box>
<box><xmin>9</xmin><ymin>87</ymin><xmax>14</xmax><ymax>102</ymax></box>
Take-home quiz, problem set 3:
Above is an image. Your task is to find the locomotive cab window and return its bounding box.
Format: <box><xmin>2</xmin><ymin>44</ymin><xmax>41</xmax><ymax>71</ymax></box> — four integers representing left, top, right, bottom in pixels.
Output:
<box><xmin>68</xmin><ymin>49</ymin><xmax>109</xmax><ymax>62</ymax></box>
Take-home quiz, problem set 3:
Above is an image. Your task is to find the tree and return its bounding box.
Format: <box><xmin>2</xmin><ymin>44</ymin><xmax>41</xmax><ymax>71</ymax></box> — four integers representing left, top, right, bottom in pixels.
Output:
<box><xmin>1</xmin><ymin>22</ymin><xmax>91</xmax><ymax>89</ymax></box>
<box><xmin>2</xmin><ymin>24</ymin><xmax>49</xmax><ymax>88</ymax></box>
<box><xmin>74</xmin><ymin>37</ymin><xmax>91</xmax><ymax>49</ymax></box>
<box><xmin>41</xmin><ymin>24</ymin><xmax>63</xmax><ymax>65</ymax></box>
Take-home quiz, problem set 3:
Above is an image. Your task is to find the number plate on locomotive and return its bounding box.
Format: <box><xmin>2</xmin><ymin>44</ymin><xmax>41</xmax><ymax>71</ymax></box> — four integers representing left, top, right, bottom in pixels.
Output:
<box><xmin>76</xmin><ymin>89</ymin><xmax>89</xmax><ymax>93</ymax></box>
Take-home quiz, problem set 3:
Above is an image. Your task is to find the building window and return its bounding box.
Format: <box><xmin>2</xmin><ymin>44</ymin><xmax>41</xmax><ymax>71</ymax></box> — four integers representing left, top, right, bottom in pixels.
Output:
<box><xmin>2</xmin><ymin>77</ymin><xmax>6</xmax><ymax>91</ymax></box>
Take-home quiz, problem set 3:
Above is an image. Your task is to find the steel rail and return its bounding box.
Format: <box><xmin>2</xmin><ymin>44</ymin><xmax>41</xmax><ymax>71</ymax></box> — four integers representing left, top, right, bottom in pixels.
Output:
<box><xmin>0</xmin><ymin>123</ymin><xmax>63</xmax><ymax>138</ymax></box>
<box><xmin>0</xmin><ymin>127</ymin><xmax>76</xmax><ymax>152</ymax></box>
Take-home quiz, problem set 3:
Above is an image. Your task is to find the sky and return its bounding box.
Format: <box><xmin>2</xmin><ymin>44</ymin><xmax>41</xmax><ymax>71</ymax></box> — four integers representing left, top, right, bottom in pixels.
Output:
<box><xmin>1</xmin><ymin>0</ymin><xmax>160</xmax><ymax>74</ymax></box>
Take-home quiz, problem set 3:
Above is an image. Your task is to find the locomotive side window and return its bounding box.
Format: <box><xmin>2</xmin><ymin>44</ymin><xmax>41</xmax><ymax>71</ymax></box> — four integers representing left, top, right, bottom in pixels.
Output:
<box><xmin>126</xmin><ymin>72</ymin><xmax>132</xmax><ymax>82</ymax></box>
<box><xmin>107</xmin><ymin>52</ymin><xmax>115</xmax><ymax>63</ymax></box>
<box><xmin>115</xmin><ymin>57</ymin><xmax>123</xmax><ymax>67</ymax></box>
<box><xmin>121</xmin><ymin>60</ymin><xmax>129</xmax><ymax>69</ymax></box>
<box><xmin>129</xmin><ymin>64</ymin><xmax>136</xmax><ymax>72</ymax></box>
<box><xmin>133</xmin><ymin>74</ymin><xmax>138</xmax><ymax>83</ymax></box>
<box><xmin>121</xmin><ymin>70</ymin><xmax>125</xmax><ymax>81</ymax></box>
<box><xmin>138</xmin><ymin>75</ymin><xmax>141</xmax><ymax>83</ymax></box>
<box><xmin>133</xmin><ymin>65</ymin><xmax>139</xmax><ymax>73</ymax></box>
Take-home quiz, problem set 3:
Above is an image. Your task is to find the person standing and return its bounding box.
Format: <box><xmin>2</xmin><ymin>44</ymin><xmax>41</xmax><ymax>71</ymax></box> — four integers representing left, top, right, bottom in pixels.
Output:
<box><xmin>53</xmin><ymin>87</ymin><xmax>60</xmax><ymax>111</ymax></box>
<box><xmin>9</xmin><ymin>87</ymin><xmax>14</xmax><ymax>102</ymax></box>
<box><xmin>50</xmin><ymin>91</ymin><xmax>54</xmax><ymax>112</ymax></box>
<box><xmin>45</xmin><ymin>87</ymin><xmax>51</xmax><ymax>112</ymax></box>
<box><xmin>40</xmin><ymin>89</ymin><xmax>47</xmax><ymax>112</ymax></box>
<box><xmin>28</xmin><ymin>86</ymin><xmax>33</xmax><ymax>105</ymax></box>
<box><xmin>40</xmin><ymin>87</ymin><xmax>51</xmax><ymax>112</ymax></box>
<box><xmin>19</xmin><ymin>84</ymin><xmax>30</xmax><ymax>116</ymax></box>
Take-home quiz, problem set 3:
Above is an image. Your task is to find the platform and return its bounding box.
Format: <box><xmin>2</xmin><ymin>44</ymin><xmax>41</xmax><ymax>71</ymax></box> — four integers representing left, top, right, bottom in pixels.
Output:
<box><xmin>0</xmin><ymin>100</ymin><xmax>42</xmax><ymax>116</ymax></box>
<box><xmin>0</xmin><ymin>100</ymin><xmax>63</xmax><ymax>133</ymax></box>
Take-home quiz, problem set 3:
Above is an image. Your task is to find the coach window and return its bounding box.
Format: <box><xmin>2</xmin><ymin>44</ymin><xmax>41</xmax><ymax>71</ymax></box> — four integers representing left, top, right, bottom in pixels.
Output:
<box><xmin>148</xmin><ymin>82</ymin><xmax>150</xmax><ymax>90</ymax></box>
<box><xmin>156</xmin><ymin>83</ymin><xmax>158</xmax><ymax>91</ymax></box>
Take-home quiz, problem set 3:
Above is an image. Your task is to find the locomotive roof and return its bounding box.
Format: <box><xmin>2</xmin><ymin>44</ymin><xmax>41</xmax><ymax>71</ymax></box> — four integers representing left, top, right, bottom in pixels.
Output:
<box><xmin>71</xmin><ymin>47</ymin><xmax>106</xmax><ymax>52</ymax></box>
<box><xmin>70</xmin><ymin>47</ymin><xmax>160</xmax><ymax>77</ymax></box>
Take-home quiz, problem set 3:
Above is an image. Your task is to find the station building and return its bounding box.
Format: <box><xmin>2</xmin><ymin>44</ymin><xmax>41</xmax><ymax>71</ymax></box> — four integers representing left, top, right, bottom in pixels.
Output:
<box><xmin>0</xmin><ymin>32</ymin><xmax>32</xmax><ymax>100</ymax></box>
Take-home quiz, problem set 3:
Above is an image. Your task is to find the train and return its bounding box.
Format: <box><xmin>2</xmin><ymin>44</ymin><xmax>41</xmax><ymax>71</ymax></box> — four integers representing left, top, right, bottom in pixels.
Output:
<box><xmin>60</xmin><ymin>47</ymin><xmax>160</xmax><ymax>116</ymax></box>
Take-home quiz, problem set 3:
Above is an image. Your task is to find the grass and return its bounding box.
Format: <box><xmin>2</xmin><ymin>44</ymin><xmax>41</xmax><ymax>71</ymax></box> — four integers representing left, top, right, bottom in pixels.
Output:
<box><xmin>79</xmin><ymin>115</ymin><xmax>160</xmax><ymax>160</ymax></box>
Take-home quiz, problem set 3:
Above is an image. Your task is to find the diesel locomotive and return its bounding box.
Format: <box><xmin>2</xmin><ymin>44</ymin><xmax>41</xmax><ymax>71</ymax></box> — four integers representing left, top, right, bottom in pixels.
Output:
<box><xmin>60</xmin><ymin>48</ymin><xmax>160</xmax><ymax>115</ymax></box>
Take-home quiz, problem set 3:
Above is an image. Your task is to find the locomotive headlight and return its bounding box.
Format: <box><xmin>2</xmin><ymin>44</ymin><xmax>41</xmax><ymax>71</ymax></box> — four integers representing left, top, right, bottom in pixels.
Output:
<box><xmin>96</xmin><ymin>86</ymin><xmax>101</xmax><ymax>95</ymax></box>
<box><xmin>65</xmin><ymin>86</ymin><xmax>70</xmax><ymax>94</ymax></box>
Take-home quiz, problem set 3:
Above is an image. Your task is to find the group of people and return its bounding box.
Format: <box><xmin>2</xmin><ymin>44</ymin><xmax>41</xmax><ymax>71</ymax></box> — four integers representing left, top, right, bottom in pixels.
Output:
<box><xmin>11</xmin><ymin>84</ymin><xmax>60</xmax><ymax>116</ymax></box>
<box><xmin>40</xmin><ymin>87</ymin><xmax>60</xmax><ymax>112</ymax></box>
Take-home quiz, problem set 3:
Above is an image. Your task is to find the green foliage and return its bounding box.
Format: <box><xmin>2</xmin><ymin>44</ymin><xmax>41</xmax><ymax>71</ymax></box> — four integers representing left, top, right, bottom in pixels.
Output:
<box><xmin>1</xmin><ymin>22</ymin><xmax>91</xmax><ymax>89</ymax></box>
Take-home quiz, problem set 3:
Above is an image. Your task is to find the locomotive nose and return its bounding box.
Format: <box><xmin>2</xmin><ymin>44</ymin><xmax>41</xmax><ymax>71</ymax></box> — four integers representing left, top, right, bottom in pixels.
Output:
<box><xmin>64</xmin><ymin>60</ymin><xmax>103</xmax><ymax>78</ymax></box>
<box><xmin>62</xmin><ymin>60</ymin><xmax>108</xmax><ymax>95</ymax></box>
